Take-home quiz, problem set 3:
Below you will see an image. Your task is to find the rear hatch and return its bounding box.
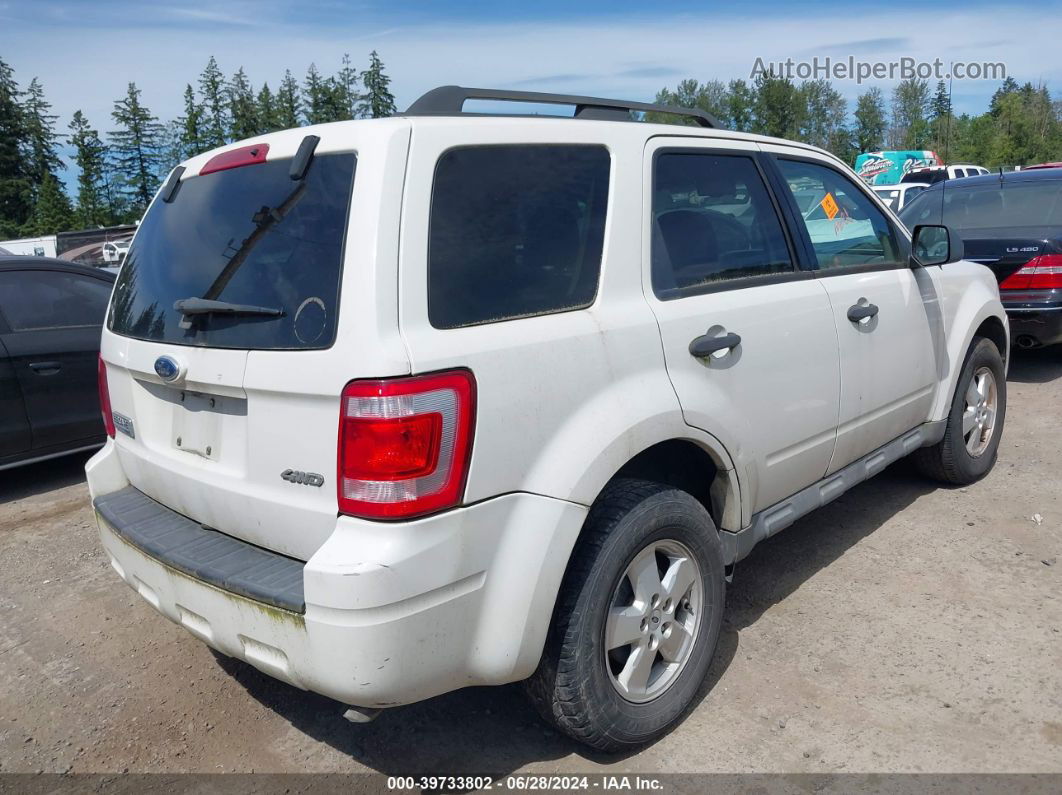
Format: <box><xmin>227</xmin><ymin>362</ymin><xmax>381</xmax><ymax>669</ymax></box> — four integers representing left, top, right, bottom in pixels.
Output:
<box><xmin>100</xmin><ymin>124</ymin><xmax>411</xmax><ymax>560</ymax></box>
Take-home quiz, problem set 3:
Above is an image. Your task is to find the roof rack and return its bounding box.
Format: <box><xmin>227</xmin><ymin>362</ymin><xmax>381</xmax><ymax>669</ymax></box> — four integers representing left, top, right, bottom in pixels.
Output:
<box><xmin>404</xmin><ymin>85</ymin><xmax>722</xmax><ymax>128</ymax></box>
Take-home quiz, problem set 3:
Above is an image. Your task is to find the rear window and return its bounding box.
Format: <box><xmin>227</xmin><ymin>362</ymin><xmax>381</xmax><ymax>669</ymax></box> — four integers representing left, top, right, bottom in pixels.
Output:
<box><xmin>108</xmin><ymin>152</ymin><xmax>356</xmax><ymax>349</ymax></box>
<box><xmin>900</xmin><ymin>180</ymin><xmax>1062</xmax><ymax>231</ymax></box>
<box><xmin>427</xmin><ymin>144</ymin><xmax>610</xmax><ymax>329</ymax></box>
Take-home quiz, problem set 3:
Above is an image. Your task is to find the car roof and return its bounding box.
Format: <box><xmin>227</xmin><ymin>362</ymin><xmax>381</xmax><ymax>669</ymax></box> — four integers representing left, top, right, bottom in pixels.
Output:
<box><xmin>945</xmin><ymin>168</ymin><xmax>1062</xmax><ymax>187</ymax></box>
<box><xmin>0</xmin><ymin>255</ymin><xmax>116</xmax><ymax>280</ymax></box>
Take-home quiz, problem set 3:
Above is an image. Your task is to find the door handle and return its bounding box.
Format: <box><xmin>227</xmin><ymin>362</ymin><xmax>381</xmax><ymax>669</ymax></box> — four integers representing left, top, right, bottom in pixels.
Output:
<box><xmin>29</xmin><ymin>361</ymin><xmax>62</xmax><ymax>375</ymax></box>
<box><xmin>847</xmin><ymin>303</ymin><xmax>879</xmax><ymax>323</ymax></box>
<box><xmin>689</xmin><ymin>332</ymin><xmax>742</xmax><ymax>358</ymax></box>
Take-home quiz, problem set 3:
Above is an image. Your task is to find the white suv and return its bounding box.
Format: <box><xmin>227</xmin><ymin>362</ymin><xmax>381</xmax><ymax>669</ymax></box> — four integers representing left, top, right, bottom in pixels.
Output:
<box><xmin>88</xmin><ymin>86</ymin><xmax>1009</xmax><ymax>751</ymax></box>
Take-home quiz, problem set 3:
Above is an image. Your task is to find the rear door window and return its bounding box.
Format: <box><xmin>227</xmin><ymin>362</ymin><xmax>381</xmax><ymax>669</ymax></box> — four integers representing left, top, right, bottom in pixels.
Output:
<box><xmin>0</xmin><ymin>270</ymin><xmax>112</xmax><ymax>331</ymax></box>
<box><xmin>427</xmin><ymin>145</ymin><xmax>610</xmax><ymax>329</ymax></box>
<box><xmin>108</xmin><ymin>152</ymin><xmax>356</xmax><ymax>350</ymax></box>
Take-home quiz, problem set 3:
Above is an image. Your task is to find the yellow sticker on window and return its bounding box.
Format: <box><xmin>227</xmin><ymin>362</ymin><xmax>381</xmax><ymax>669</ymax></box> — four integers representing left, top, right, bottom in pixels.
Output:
<box><xmin>820</xmin><ymin>192</ymin><xmax>839</xmax><ymax>220</ymax></box>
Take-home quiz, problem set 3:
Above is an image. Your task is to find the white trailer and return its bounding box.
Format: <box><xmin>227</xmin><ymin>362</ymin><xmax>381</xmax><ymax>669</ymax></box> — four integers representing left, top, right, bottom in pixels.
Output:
<box><xmin>0</xmin><ymin>235</ymin><xmax>58</xmax><ymax>258</ymax></box>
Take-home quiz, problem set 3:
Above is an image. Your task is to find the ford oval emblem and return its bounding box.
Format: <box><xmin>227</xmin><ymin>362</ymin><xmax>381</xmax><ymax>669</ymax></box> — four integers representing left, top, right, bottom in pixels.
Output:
<box><xmin>154</xmin><ymin>356</ymin><xmax>180</xmax><ymax>382</ymax></box>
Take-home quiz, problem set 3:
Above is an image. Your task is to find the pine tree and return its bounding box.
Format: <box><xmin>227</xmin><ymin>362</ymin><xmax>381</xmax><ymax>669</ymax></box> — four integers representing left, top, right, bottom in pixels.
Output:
<box><xmin>256</xmin><ymin>82</ymin><xmax>278</xmax><ymax>132</ymax></box>
<box><xmin>21</xmin><ymin>77</ymin><xmax>64</xmax><ymax>185</ymax></box>
<box><xmin>198</xmin><ymin>56</ymin><xmax>228</xmax><ymax>147</ymax></box>
<box><xmin>853</xmin><ymin>87</ymin><xmax>887</xmax><ymax>152</ymax></box>
<box><xmin>109</xmin><ymin>82</ymin><xmax>165</xmax><ymax>215</ymax></box>
<box><xmin>23</xmin><ymin>172</ymin><xmax>74</xmax><ymax>235</ymax></box>
<box><xmin>176</xmin><ymin>84</ymin><xmax>204</xmax><ymax>159</ymax></box>
<box><xmin>275</xmin><ymin>69</ymin><xmax>302</xmax><ymax>129</ymax></box>
<box><xmin>0</xmin><ymin>56</ymin><xmax>32</xmax><ymax>235</ymax></box>
<box><xmin>358</xmin><ymin>51</ymin><xmax>396</xmax><ymax>119</ymax></box>
<box><xmin>931</xmin><ymin>80</ymin><xmax>952</xmax><ymax>119</ymax></box>
<box><xmin>989</xmin><ymin>77</ymin><xmax>1020</xmax><ymax>116</ymax></box>
<box><xmin>303</xmin><ymin>64</ymin><xmax>333</xmax><ymax>124</ymax></box>
<box><xmin>335</xmin><ymin>53</ymin><xmax>359</xmax><ymax>119</ymax></box>
<box><xmin>228</xmin><ymin>67</ymin><xmax>259</xmax><ymax>140</ymax></box>
<box><xmin>68</xmin><ymin>110</ymin><xmax>112</xmax><ymax>227</ymax></box>
<box><xmin>930</xmin><ymin>80</ymin><xmax>954</xmax><ymax>159</ymax></box>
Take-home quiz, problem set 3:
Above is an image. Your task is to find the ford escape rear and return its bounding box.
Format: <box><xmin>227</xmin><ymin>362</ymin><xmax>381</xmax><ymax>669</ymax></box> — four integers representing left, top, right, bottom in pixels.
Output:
<box><xmin>89</xmin><ymin>86</ymin><xmax>1008</xmax><ymax>751</ymax></box>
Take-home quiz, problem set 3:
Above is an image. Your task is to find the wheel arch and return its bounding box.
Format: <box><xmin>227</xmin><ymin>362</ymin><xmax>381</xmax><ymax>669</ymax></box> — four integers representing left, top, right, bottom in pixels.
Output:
<box><xmin>930</xmin><ymin>288</ymin><xmax>1009</xmax><ymax>421</ymax></box>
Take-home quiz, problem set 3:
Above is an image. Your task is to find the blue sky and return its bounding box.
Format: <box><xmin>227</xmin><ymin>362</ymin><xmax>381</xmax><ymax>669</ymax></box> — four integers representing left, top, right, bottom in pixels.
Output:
<box><xmin>2</xmin><ymin>0</ymin><xmax>1061</xmax><ymax>182</ymax></box>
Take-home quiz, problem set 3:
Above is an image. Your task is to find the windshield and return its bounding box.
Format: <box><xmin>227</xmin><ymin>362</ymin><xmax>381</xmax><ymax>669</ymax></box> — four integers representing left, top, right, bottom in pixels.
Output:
<box><xmin>900</xmin><ymin>179</ymin><xmax>1062</xmax><ymax>233</ymax></box>
<box><xmin>108</xmin><ymin>152</ymin><xmax>356</xmax><ymax>350</ymax></box>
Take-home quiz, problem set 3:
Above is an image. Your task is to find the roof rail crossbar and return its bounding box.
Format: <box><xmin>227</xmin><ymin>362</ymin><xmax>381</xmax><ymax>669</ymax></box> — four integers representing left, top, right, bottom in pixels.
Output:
<box><xmin>404</xmin><ymin>85</ymin><xmax>722</xmax><ymax>128</ymax></box>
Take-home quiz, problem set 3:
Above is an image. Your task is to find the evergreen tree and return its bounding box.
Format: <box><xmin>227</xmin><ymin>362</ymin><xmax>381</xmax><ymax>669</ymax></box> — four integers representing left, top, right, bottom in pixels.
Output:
<box><xmin>303</xmin><ymin>63</ymin><xmax>328</xmax><ymax>124</ymax></box>
<box><xmin>228</xmin><ymin>67</ymin><xmax>259</xmax><ymax>140</ymax></box>
<box><xmin>256</xmin><ymin>82</ymin><xmax>278</xmax><ymax>132</ymax></box>
<box><xmin>159</xmin><ymin>119</ymin><xmax>186</xmax><ymax>176</ymax></box>
<box><xmin>304</xmin><ymin>64</ymin><xmax>345</xmax><ymax>124</ymax></box>
<box><xmin>109</xmin><ymin>82</ymin><xmax>165</xmax><ymax>215</ymax></box>
<box><xmin>931</xmin><ymin>80</ymin><xmax>952</xmax><ymax>118</ymax></box>
<box><xmin>0</xmin><ymin>56</ymin><xmax>32</xmax><ymax>235</ymax></box>
<box><xmin>989</xmin><ymin>77</ymin><xmax>1020</xmax><ymax>116</ymax></box>
<box><xmin>335</xmin><ymin>53</ymin><xmax>359</xmax><ymax>119</ymax></box>
<box><xmin>853</xmin><ymin>87</ymin><xmax>887</xmax><ymax>152</ymax></box>
<box><xmin>275</xmin><ymin>69</ymin><xmax>302</xmax><ymax>129</ymax></box>
<box><xmin>21</xmin><ymin>77</ymin><xmax>64</xmax><ymax>185</ymax></box>
<box><xmin>198</xmin><ymin>56</ymin><xmax>228</xmax><ymax>147</ymax></box>
<box><xmin>930</xmin><ymin>80</ymin><xmax>954</xmax><ymax>159</ymax></box>
<box><xmin>358</xmin><ymin>51</ymin><xmax>396</xmax><ymax>118</ymax></box>
<box><xmin>68</xmin><ymin>110</ymin><xmax>112</xmax><ymax>227</ymax></box>
<box><xmin>176</xmin><ymin>84</ymin><xmax>204</xmax><ymax>159</ymax></box>
<box><xmin>890</xmin><ymin>78</ymin><xmax>931</xmax><ymax>148</ymax></box>
<box><xmin>23</xmin><ymin>172</ymin><xmax>74</xmax><ymax>235</ymax></box>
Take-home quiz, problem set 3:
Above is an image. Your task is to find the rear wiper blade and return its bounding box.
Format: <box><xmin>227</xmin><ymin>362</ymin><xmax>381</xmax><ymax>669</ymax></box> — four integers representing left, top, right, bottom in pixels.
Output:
<box><xmin>174</xmin><ymin>297</ymin><xmax>284</xmax><ymax>329</ymax></box>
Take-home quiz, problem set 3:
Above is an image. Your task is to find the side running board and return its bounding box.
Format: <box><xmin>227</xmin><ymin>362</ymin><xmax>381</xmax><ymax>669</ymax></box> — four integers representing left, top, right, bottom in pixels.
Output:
<box><xmin>722</xmin><ymin>420</ymin><xmax>947</xmax><ymax>565</ymax></box>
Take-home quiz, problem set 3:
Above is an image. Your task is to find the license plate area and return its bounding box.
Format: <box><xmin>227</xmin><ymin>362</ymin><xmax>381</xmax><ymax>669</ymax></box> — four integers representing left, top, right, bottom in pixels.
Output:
<box><xmin>173</xmin><ymin>391</ymin><xmax>225</xmax><ymax>460</ymax></box>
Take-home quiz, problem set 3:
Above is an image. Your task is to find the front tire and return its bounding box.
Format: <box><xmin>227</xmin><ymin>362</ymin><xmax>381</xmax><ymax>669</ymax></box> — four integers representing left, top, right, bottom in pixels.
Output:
<box><xmin>913</xmin><ymin>336</ymin><xmax>1006</xmax><ymax>485</ymax></box>
<box><xmin>525</xmin><ymin>478</ymin><xmax>725</xmax><ymax>752</ymax></box>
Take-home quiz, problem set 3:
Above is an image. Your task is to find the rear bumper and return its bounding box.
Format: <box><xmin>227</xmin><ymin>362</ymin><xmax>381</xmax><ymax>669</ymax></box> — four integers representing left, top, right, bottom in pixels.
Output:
<box><xmin>86</xmin><ymin>441</ymin><xmax>587</xmax><ymax>707</ymax></box>
<box><xmin>1003</xmin><ymin>297</ymin><xmax>1062</xmax><ymax>348</ymax></box>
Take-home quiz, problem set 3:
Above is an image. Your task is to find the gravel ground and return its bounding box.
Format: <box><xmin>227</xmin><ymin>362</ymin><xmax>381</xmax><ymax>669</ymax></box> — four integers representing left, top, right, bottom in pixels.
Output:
<box><xmin>0</xmin><ymin>349</ymin><xmax>1060</xmax><ymax>776</ymax></box>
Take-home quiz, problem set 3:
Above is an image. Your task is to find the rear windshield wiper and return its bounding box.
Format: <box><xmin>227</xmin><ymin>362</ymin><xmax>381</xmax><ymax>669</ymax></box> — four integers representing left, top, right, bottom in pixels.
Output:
<box><xmin>174</xmin><ymin>297</ymin><xmax>284</xmax><ymax>329</ymax></box>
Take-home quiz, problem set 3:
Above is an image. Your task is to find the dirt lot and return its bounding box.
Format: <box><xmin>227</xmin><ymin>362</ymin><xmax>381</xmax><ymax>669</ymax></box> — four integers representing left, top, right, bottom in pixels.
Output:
<box><xmin>1</xmin><ymin>350</ymin><xmax>1060</xmax><ymax>776</ymax></box>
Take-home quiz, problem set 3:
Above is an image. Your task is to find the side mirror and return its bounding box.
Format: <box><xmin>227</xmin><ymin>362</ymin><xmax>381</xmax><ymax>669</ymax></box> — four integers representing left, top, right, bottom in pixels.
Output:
<box><xmin>911</xmin><ymin>224</ymin><xmax>964</xmax><ymax>267</ymax></box>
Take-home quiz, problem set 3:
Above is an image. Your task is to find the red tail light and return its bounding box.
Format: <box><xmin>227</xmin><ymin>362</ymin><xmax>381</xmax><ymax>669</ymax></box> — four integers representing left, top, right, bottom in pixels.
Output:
<box><xmin>999</xmin><ymin>254</ymin><xmax>1062</xmax><ymax>290</ymax></box>
<box><xmin>338</xmin><ymin>371</ymin><xmax>476</xmax><ymax>519</ymax></box>
<box><xmin>97</xmin><ymin>355</ymin><xmax>115</xmax><ymax>438</ymax></box>
<box><xmin>199</xmin><ymin>143</ymin><xmax>269</xmax><ymax>176</ymax></box>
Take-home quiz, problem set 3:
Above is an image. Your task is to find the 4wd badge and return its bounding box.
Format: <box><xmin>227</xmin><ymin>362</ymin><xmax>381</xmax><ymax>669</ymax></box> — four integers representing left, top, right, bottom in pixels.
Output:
<box><xmin>281</xmin><ymin>469</ymin><xmax>324</xmax><ymax>487</ymax></box>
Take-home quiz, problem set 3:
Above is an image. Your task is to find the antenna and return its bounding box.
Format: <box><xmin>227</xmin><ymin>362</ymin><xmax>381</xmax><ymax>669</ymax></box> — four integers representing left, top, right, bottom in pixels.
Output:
<box><xmin>944</xmin><ymin>77</ymin><xmax>953</xmax><ymax>164</ymax></box>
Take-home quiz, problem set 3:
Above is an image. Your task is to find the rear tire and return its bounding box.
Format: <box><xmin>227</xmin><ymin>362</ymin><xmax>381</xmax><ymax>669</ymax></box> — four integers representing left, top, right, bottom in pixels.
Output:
<box><xmin>913</xmin><ymin>337</ymin><xmax>1006</xmax><ymax>485</ymax></box>
<box><xmin>525</xmin><ymin>478</ymin><xmax>725</xmax><ymax>752</ymax></box>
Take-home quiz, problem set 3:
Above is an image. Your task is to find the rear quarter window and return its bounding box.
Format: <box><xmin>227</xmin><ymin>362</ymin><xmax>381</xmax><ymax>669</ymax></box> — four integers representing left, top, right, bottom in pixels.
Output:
<box><xmin>427</xmin><ymin>144</ymin><xmax>610</xmax><ymax>329</ymax></box>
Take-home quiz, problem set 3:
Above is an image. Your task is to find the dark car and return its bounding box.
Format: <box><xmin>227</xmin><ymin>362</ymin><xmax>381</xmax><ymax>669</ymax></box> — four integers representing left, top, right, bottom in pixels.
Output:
<box><xmin>0</xmin><ymin>257</ymin><xmax>115</xmax><ymax>470</ymax></box>
<box><xmin>900</xmin><ymin>168</ymin><xmax>1062</xmax><ymax>349</ymax></box>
